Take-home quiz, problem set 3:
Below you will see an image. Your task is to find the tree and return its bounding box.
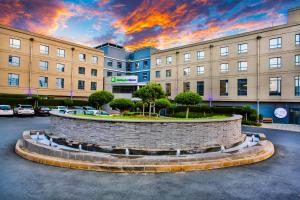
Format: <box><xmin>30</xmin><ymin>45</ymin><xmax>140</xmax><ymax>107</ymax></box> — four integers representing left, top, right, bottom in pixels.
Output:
<box><xmin>88</xmin><ymin>91</ymin><xmax>114</xmax><ymax>109</ymax></box>
<box><xmin>31</xmin><ymin>95</ymin><xmax>41</xmax><ymax>109</ymax></box>
<box><xmin>63</xmin><ymin>98</ymin><xmax>74</xmax><ymax>107</ymax></box>
<box><xmin>155</xmin><ymin>98</ymin><xmax>171</xmax><ymax>116</ymax></box>
<box><xmin>175</xmin><ymin>91</ymin><xmax>202</xmax><ymax>118</ymax></box>
<box><xmin>110</xmin><ymin>98</ymin><xmax>134</xmax><ymax>114</ymax></box>
<box><xmin>134</xmin><ymin>101</ymin><xmax>148</xmax><ymax>115</ymax></box>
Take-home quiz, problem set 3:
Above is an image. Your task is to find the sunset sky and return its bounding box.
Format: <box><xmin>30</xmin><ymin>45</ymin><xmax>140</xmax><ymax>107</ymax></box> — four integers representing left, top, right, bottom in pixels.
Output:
<box><xmin>0</xmin><ymin>0</ymin><xmax>299</xmax><ymax>51</ymax></box>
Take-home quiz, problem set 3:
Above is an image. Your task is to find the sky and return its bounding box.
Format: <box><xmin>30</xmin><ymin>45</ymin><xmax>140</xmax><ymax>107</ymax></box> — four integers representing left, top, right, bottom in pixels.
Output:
<box><xmin>0</xmin><ymin>0</ymin><xmax>299</xmax><ymax>51</ymax></box>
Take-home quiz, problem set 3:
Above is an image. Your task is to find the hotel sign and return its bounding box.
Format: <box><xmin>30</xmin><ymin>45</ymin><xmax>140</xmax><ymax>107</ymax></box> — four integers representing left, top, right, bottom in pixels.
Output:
<box><xmin>111</xmin><ymin>76</ymin><xmax>138</xmax><ymax>84</ymax></box>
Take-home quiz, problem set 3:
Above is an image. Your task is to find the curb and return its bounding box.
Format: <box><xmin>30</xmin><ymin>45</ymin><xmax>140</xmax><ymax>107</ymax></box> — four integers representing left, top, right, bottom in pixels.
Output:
<box><xmin>15</xmin><ymin>140</ymin><xmax>275</xmax><ymax>173</ymax></box>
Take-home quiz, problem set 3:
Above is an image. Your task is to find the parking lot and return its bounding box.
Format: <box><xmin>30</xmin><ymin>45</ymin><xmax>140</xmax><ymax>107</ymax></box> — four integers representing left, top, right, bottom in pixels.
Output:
<box><xmin>0</xmin><ymin>116</ymin><xmax>300</xmax><ymax>200</ymax></box>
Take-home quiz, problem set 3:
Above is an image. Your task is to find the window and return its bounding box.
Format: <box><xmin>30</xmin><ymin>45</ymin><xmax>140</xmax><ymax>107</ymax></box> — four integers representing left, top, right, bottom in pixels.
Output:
<box><xmin>220</xmin><ymin>63</ymin><xmax>229</xmax><ymax>72</ymax></box>
<box><xmin>166</xmin><ymin>56</ymin><xmax>172</xmax><ymax>64</ymax></box>
<box><xmin>135</xmin><ymin>62</ymin><xmax>139</xmax><ymax>69</ymax></box>
<box><xmin>220</xmin><ymin>80</ymin><xmax>229</xmax><ymax>96</ymax></box>
<box><xmin>117</xmin><ymin>62</ymin><xmax>122</xmax><ymax>68</ymax></box>
<box><xmin>183</xmin><ymin>82</ymin><xmax>190</xmax><ymax>92</ymax></box>
<box><xmin>107</xmin><ymin>60</ymin><xmax>113</xmax><ymax>67</ymax></box>
<box><xmin>166</xmin><ymin>70</ymin><xmax>172</xmax><ymax>77</ymax></box>
<box><xmin>155</xmin><ymin>71</ymin><xmax>160</xmax><ymax>78</ymax></box>
<box><xmin>184</xmin><ymin>53</ymin><xmax>191</xmax><ymax>61</ymax></box>
<box><xmin>197</xmin><ymin>81</ymin><xmax>204</xmax><ymax>96</ymax></box>
<box><xmin>197</xmin><ymin>51</ymin><xmax>204</xmax><ymax>60</ymax></box>
<box><xmin>39</xmin><ymin>61</ymin><xmax>48</xmax><ymax>71</ymax></box>
<box><xmin>238</xmin><ymin>43</ymin><xmax>248</xmax><ymax>53</ymax></box>
<box><xmin>91</xmin><ymin>69</ymin><xmax>97</xmax><ymax>76</ymax></box>
<box><xmin>91</xmin><ymin>82</ymin><xmax>97</xmax><ymax>90</ymax></box>
<box><xmin>197</xmin><ymin>66</ymin><xmax>204</xmax><ymax>75</ymax></box>
<box><xmin>220</xmin><ymin>47</ymin><xmax>229</xmax><ymax>56</ymax></box>
<box><xmin>238</xmin><ymin>61</ymin><xmax>247</xmax><ymax>71</ymax></box>
<box><xmin>8</xmin><ymin>56</ymin><xmax>20</xmax><ymax>66</ymax></box>
<box><xmin>269</xmin><ymin>57</ymin><xmax>281</xmax><ymax>69</ymax></box>
<box><xmin>78</xmin><ymin>67</ymin><xmax>85</xmax><ymax>74</ymax></box>
<box><xmin>295</xmin><ymin>76</ymin><xmax>300</xmax><ymax>96</ymax></box>
<box><xmin>295</xmin><ymin>55</ymin><xmax>300</xmax><ymax>66</ymax></box>
<box><xmin>296</xmin><ymin>34</ymin><xmax>300</xmax><ymax>45</ymax></box>
<box><xmin>269</xmin><ymin>37</ymin><xmax>282</xmax><ymax>49</ymax></box>
<box><xmin>166</xmin><ymin>83</ymin><xmax>171</xmax><ymax>96</ymax></box>
<box><xmin>156</xmin><ymin>58</ymin><xmax>161</xmax><ymax>65</ymax></box>
<box><xmin>79</xmin><ymin>53</ymin><xmax>86</xmax><ymax>61</ymax></box>
<box><xmin>143</xmin><ymin>60</ymin><xmax>148</xmax><ymax>68</ymax></box>
<box><xmin>269</xmin><ymin>77</ymin><xmax>281</xmax><ymax>96</ymax></box>
<box><xmin>78</xmin><ymin>80</ymin><xmax>85</xmax><ymax>90</ymax></box>
<box><xmin>8</xmin><ymin>73</ymin><xmax>19</xmax><ymax>86</ymax></box>
<box><xmin>238</xmin><ymin>79</ymin><xmax>247</xmax><ymax>96</ymax></box>
<box><xmin>56</xmin><ymin>78</ymin><xmax>64</xmax><ymax>89</ymax></box>
<box><xmin>116</xmin><ymin>72</ymin><xmax>122</xmax><ymax>76</ymax></box>
<box><xmin>183</xmin><ymin>67</ymin><xmax>191</xmax><ymax>76</ymax></box>
<box><xmin>92</xmin><ymin>56</ymin><xmax>98</xmax><ymax>64</ymax></box>
<box><xmin>39</xmin><ymin>76</ymin><xmax>48</xmax><ymax>88</ymax></box>
<box><xmin>107</xmin><ymin>71</ymin><xmax>112</xmax><ymax>77</ymax></box>
<box><xmin>57</xmin><ymin>48</ymin><xmax>65</xmax><ymax>57</ymax></box>
<box><xmin>56</xmin><ymin>63</ymin><xmax>65</xmax><ymax>72</ymax></box>
<box><xmin>142</xmin><ymin>72</ymin><xmax>148</xmax><ymax>80</ymax></box>
<box><xmin>40</xmin><ymin>45</ymin><xmax>49</xmax><ymax>55</ymax></box>
<box><xmin>10</xmin><ymin>38</ymin><xmax>20</xmax><ymax>49</ymax></box>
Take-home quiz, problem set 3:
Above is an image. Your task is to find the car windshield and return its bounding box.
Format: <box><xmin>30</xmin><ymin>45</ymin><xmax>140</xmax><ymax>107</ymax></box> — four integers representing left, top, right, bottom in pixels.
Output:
<box><xmin>21</xmin><ymin>105</ymin><xmax>33</xmax><ymax>109</ymax></box>
<box><xmin>85</xmin><ymin>107</ymin><xmax>96</xmax><ymax>110</ymax></box>
<box><xmin>0</xmin><ymin>105</ymin><xmax>11</xmax><ymax>110</ymax></box>
<box><xmin>41</xmin><ymin>107</ymin><xmax>50</xmax><ymax>111</ymax></box>
<box><xmin>58</xmin><ymin>106</ymin><xmax>67</xmax><ymax>109</ymax></box>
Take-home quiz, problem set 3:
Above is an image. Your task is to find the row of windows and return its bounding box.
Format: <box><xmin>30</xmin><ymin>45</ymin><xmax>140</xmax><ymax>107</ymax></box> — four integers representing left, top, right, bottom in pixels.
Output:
<box><xmin>106</xmin><ymin>60</ymin><xmax>149</xmax><ymax>71</ymax></box>
<box><xmin>156</xmin><ymin>34</ymin><xmax>300</xmax><ymax>65</ymax></box>
<box><xmin>106</xmin><ymin>71</ymin><xmax>149</xmax><ymax>80</ymax></box>
<box><xmin>7</xmin><ymin>74</ymin><xmax>98</xmax><ymax>90</ymax></box>
<box><xmin>9</xmin><ymin>38</ymin><xmax>98</xmax><ymax>63</ymax></box>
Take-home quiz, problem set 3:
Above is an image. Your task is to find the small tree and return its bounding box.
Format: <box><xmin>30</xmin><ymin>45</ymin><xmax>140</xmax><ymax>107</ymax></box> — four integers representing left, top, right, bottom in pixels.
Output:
<box><xmin>110</xmin><ymin>98</ymin><xmax>134</xmax><ymax>114</ymax></box>
<box><xmin>134</xmin><ymin>101</ymin><xmax>148</xmax><ymax>115</ymax></box>
<box><xmin>63</xmin><ymin>98</ymin><xmax>74</xmax><ymax>107</ymax></box>
<box><xmin>175</xmin><ymin>91</ymin><xmax>202</xmax><ymax>118</ymax></box>
<box><xmin>155</xmin><ymin>98</ymin><xmax>171</xmax><ymax>116</ymax></box>
<box><xmin>32</xmin><ymin>95</ymin><xmax>42</xmax><ymax>109</ymax></box>
<box><xmin>88</xmin><ymin>91</ymin><xmax>114</xmax><ymax>109</ymax></box>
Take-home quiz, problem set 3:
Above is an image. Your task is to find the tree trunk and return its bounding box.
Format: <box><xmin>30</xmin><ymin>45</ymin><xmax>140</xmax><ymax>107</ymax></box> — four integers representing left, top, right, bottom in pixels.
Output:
<box><xmin>142</xmin><ymin>104</ymin><xmax>145</xmax><ymax>116</ymax></box>
<box><xmin>153</xmin><ymin>102</ymin><xmax>156</xmax><ymax>114</ymax></box>
<box><xmin>186</xmin><ymin>106</ymin><xmax>190</xmax><ymax>118</ymax></box>
<box><xmin>149</xmin><ymin>102</ymin><xmax>151</xmax><ymax>117</ymax></box>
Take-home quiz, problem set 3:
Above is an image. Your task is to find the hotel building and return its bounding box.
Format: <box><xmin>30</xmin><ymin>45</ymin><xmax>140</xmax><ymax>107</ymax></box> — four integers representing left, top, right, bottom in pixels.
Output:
<box><xmin>151</xmin><ymin>7</ymin><xmax>300</xmax><ymax>124</ymax></box>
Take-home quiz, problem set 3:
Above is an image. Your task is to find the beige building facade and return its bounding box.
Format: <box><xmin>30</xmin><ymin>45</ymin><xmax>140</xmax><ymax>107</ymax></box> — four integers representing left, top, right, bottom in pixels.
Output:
<box><xmin>0</xmin><ymin>25</ymin><xmax>104</xmax><ymax>99</ymax></box>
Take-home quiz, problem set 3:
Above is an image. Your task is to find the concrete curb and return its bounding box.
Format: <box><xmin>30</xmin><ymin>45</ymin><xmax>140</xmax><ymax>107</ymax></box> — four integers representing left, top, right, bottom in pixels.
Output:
<box><xmin>15</xmin><ymin>140</ymin><xmax>275</xmax><ymax>173</ymax></box>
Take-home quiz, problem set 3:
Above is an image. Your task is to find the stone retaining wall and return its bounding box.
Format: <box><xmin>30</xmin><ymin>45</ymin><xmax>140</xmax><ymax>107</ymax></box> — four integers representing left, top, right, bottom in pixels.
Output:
<box><xmin>50</xmin><ymin>113</ymin><xmax>245</xmax><ymax>151</ymax></box>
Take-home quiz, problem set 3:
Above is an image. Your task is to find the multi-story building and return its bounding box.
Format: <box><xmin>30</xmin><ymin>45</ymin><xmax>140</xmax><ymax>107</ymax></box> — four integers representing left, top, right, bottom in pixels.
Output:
<box><xmin>0</xmin><ymin>25</ymin><xmax>104</xmax><ymax>99</ymax></box>
<box><xmin>151</xmin><ymin>7</ymin><xmax>300</xmax><ymax>124</ymax></box>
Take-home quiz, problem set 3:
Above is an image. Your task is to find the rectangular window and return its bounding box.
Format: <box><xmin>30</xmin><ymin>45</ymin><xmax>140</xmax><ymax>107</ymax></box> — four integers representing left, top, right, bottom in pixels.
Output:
<box><xmin>269</xmin><ymin>57</ymin><xmax>281</xmax><ymax>69</ymax></box>
<box><xmin>107</xmin><ymin>71</ymin><xmax>112</xmax><ymax>77</ymax></box>
<box><xmin>295</xmin><ymin>76</ymin><xmax>300</xmax><ymax>96</ymax></box>
<box><xmin>8</xmin><ymin>73</ymin><xmax>19</xmax><ymax>86</ymax></box>
<box><xmin>183</xmin><ymin>82</ymin><xmax>190</xmax><ymax>92</ymax></box>
<box><xmin>39</xmin><ymin>76</ymin><xmax>48</xmax><ymax>88</ymax></box>
<box><xmin>91</xmin><ymin>69</ymin><xmax>97</xmax><ymax>76</ymax></box>
<box><xmin>39</xmin><ymin>61</ymin><xmax>48</xmax><ymax>71</ymax></box>
<box><xmin>116</xmin><ymin>72</ymin><xmax>122</xmax><ymax>76</ymax></box>
<box><xmin>197</xmin><ymin>66</ymin><xmax>204</xmax><ymax>75</ymax></box>
<box><xmin>237</xmin><ymin>79</ymin><xmax>247</xmax><ymax>96</ymax></box>
<box><xmin>10</xmin><ymin>38</ymin><xmax>21</xmax><ymax>49</ymax></box>
<box><xmin>79</xmin><ymin>53</ymin><xmax>86</xmax><ymax>61</ymax></box>
<box><xmin>197</xmin><ymin>81</ymin><xmax>204</xmax><ymax>96</ymax></box>
<box><xmin>78</xmin><ymin>67</ymin><xmax>85</xmax><ymax>75</ymax></box>
<box><xmin>166</xmin><ymin>56</ymin><xmax>172</xmax><ymax>64</ymax></box>
<box><xmin>156</xmin><ymin>58</ymin><xmax>162</xmax><ymax>65</ymax></box>
<box><xmin>238</xmin><ymin>43</ymin><xmax>248</xmax><ymax>53</ymax></box>
<box><xmin>143</xmin><ymin>60</ymin><xmax>148</xmax><ymax>68</ymax></box>
<box><xmin>269</xmin><ymin>77</ymin><xmax>281</xmax><ymax>96</ymax></box>
<box><xmin>135</xmin><ymin>62</ymin><xmax>139</xmax><ymax>69</ymax></box>
<box><xmin>166</xmin><ymin>83</ymin><xmax>171</xmax><ymax>96</ymax></box>
<box><xmin>183</xmin><ymin>67</ymin><xmax>191</xmax><ymax>76</ymax></box>
<box><xmin>107</xmin><ymin>60</ymin><xmax>113</xmax><ymax>67</ymax></box>
<box><xmin>92</xmin><ymin>56</ymin><xmax>98</xmax><ymax>64</ymax></box>
<box><xmin>56</xmin><ymin>63</ymin><xmax>65</xmax><ymax>72</ymax></box>
<box><xmin>295</xmin><ymin>55</ymin><xmax>300</xmax><ymax>66</ymax></box>
<box><xmin>142</xmin><ymin>72</ymin><xmax>148</xmax><ymax>80</ymax></box>
<box><xmin>91</xmin><ymin>82</ymin><xmax>97</xmax><ymax>90</ymax></box>
<box><xmin>269</xmin><ymin>37</ymin><xmax>282</xmax><ymax>49</ymax></box>
<box><xmin>197</xmin><ymin>51</ymin><xmax>204</xmax><ymax>60</ymax></box>
<box><xmin>220</xmin><ymin>80</ymin><xmax>229</xmax><ymax>96</ymax></box>
<box><xmin>220</xmin><ymin>47</ymin><xmax>229</xmax><ymax>56</ymax></box>
<box><xmin>184</xmin><ymin>53</ymin><xmax>191</xmax><ymax>61</ymax></box>
<box><xmin>57</xmin><ymin>48</ymin><xmax>65</xmax><ymax>57</ymax></box>
<box><xmin>155</xmin><ymin>71</ymin><xmax>160</xmax><ymax>78</ymax></box>
<box><xmin>8</xmin><ymin>56</ymin><xmax>20</xmax><ymax>66</ymax></box>
<box><xmin>117</xmin><ymin>62</ymin><xmax>122</xmax><ymax>68</ymax></box>
<box><xmin>166</xmin><ymin>70</ymin><xmax>172</xmax><ymax>77</ymax></box>
<box><xmin>220</xmin><ymin>63</ymin><xmax>229</xmax><ymax>72</ymax></box>
<box><xmin>40</xmin><ymin>45</ymin><xmax>49</xmax><ymax>55</ymax></box>
<box><xmin>78</xmin><ymin>80</ymin><xmax>85</xmax><ymax>90</ymax></box>
<box><xmin>296</xmin><ymin>34</ymin><xmax>300</xmax><ymax>45</ymax></box>
<box><xmin>56</xmin><ymin>78</ymin><xmax>64</xmax><ymax>89</ymax></box>
<box><xmin>238</xmin><ymin>61</ymin><xmax>248</xmax><ymax>71</ymax></box>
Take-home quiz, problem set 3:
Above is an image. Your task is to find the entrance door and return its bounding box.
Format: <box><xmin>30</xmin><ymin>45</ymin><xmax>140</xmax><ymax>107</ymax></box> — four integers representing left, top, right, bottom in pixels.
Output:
<box><xmin>289</xmin><ymin>108</ymin><xmax>300</xmax><ymax>124</ymax></box>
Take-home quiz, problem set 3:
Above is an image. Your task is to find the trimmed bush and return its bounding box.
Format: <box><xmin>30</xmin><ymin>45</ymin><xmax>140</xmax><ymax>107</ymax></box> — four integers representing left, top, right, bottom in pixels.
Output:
<box><xmin>175</xmin><ymin>92</ymin><xmax>202</xmax><ymax>118</ymax></box>
<box><xmin>110</xmin><ymin>98</ymin><xmax>134</xmax><ymax>113</ymax></box>
<box><xmin>88</xmin><ymin>91</ymin><xmax>114</xmax><ymax>109</ymax></box>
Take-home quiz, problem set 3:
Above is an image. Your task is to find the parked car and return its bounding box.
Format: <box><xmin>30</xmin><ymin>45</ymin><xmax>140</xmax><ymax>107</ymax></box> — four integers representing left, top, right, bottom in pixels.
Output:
<box><xmin>0</xmin><ymin>105</ymin><xmax>14</xmax><ymax>116</ymax></box>
<box><xmin>95</xmin><ymin>110</ymin><xmax>110</xmax><ymax>116</ymax></box>
<box><xmin>69</xmin><ymin>106</ymin><xmax>84</xmax><ymax>114</ymax></box>
<box><xmin>14</xmin><ymin>104</ymin><xmax>35</xmax><ymax>116</ymax></box>
<box><xmin>83</xmin><ymin>106</ymin><xmax>98</xmax><ymax>115</ymax></box>
<box><xmin>51</xmin><ymin>106</ymin><xmax>67</xmax><ymax>114</ymax></box>
<box><xmin>35</xmin><ymin>106</ymin><xmax>51</xmax><ymax>116</ymax></box>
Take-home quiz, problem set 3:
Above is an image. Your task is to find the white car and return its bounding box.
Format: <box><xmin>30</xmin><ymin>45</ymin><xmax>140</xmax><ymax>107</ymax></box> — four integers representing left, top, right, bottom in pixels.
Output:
<box><xmin>51</xmin><ymin>106</ymin><xmax>67</xmax><ymax>114</ymax></box>
<box><xmin>14</xmin><ymin>104</ymin><xmax>35</xmax><ymax>116</ymax></box>
<box><xmin>83</xmin><ymin>106</ymin><xmax>99</xmax><ymax>115</ymax></box>
<box><xmin>0</xmin><ymin>105</ymin><xmax>14</xmax><ymax>116</ymax></box>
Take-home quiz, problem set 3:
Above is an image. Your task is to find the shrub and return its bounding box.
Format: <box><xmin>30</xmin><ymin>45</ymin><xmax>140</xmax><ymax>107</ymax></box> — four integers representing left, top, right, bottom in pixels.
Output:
<box><xmin>63</xmin><ymin>98</ymin><xmax>74</xmax><ymax>107</ymax></box>
<box><xmin>110</xmin><ymin>98</ymin><xmax>134</xmax><ymax>113</ymax></box>
<box><xmin>155</xmin><ymin>98</ymin><xmax>171</xmax><ymax>115</ymax></box>
<box><xmin>88</xmin><ymin>91</ymin><xmax>114</xmax><ymax>109</ymax></box>
<box><xmin>175</xmin><ymin>92</ymin><xmax>202</xmax><ymax>118</ymax></box>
